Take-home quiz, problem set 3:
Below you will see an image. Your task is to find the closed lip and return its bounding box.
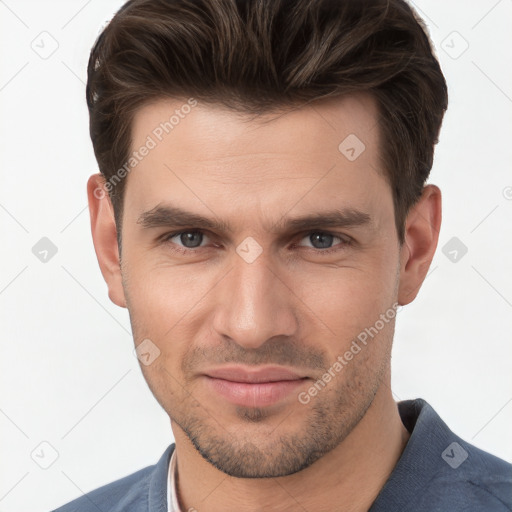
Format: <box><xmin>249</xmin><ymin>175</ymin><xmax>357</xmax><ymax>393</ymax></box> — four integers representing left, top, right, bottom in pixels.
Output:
<box><xmin>203</xmin><ymin>365</ymin><xmax>307</xmax><ymax>383</ymax></box>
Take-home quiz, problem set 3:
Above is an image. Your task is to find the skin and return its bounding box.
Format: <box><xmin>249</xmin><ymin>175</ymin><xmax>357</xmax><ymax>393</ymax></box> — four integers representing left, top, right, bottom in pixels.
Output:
<box><xmin>88</xmin><ymin>93</ymin><xmax>441</xmax><ymax>511</ymax></box>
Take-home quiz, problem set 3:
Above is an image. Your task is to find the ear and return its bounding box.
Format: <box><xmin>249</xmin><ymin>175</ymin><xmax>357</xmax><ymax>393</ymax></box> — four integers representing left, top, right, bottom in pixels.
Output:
<box><xmin>87</xmin><ymin>173</ymin><xmax>127</xmax><ymax>308</ymax></box>
<box><xmin>397</xmin><ymin>184</ymin><xmax>442</xmax><ymax>305</ymax></box>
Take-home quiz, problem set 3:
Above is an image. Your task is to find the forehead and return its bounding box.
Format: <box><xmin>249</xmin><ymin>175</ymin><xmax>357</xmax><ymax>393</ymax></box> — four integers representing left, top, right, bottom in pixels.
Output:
<box><xmin>131</xmin><ymin>93</ymin><xmax>380</xmax><ymax>160</ymax></box>
<box><xmin>124</xmin><ymin>93</ymin><xmax>389</xmax><ymax>227</ymax></box>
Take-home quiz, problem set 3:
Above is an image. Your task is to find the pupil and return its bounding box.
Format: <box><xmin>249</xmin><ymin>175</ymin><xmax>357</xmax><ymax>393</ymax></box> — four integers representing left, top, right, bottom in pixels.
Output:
<box><xmin>311</xmin><ymin>232</ymin><xmax>333</xmax><ymax>249</ymax></box>
<box><xmin>181</xmin><ymin>232</ymin><xmax>202</xmax><ymax>248</ymax></box>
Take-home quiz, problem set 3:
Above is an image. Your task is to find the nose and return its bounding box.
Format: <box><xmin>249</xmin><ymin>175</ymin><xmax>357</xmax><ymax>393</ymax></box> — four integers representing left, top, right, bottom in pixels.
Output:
<box><xmin>212</xmin><ymin>247</ymin><xmax>298</xmax><ymax>350</ymax></box>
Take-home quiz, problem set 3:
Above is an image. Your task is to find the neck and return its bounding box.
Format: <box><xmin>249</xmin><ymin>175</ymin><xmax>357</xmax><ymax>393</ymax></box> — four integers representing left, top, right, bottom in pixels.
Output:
<box><xmin>172</xmin><ymin>378</ymin><xmax>409</xmax><ymax>512</ymax></box>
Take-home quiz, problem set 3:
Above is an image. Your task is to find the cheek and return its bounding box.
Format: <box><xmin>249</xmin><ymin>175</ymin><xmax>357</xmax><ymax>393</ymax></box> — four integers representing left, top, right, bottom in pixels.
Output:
<box><xmin>293</xmin><ymin>258</ymin><xmax>398</xmax><ymax>336</ymax></box>
<box><xmin>124</xmin><ymin>257</ymin><xmax>213</xmax><ymax>338</ymax></box>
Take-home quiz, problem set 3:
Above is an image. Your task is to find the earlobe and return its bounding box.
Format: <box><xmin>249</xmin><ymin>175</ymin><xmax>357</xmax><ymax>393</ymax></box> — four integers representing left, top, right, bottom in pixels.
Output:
<box><xmin>87</xmin><ymin>173</ymin><xmax>127</xmax><ymax>308</ymax></box>
<box><xmin>397</xmin><ymin>185</ymin><xmax>442</xmax><ymax>306</ymax></box>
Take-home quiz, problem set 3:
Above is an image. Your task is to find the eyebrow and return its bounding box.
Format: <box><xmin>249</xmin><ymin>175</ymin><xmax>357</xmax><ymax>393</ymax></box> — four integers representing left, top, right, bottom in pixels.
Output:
<box><xmin>136</xmin><ymin>204</ymin><xmax>372</xmax><ymax>234</ymax></box>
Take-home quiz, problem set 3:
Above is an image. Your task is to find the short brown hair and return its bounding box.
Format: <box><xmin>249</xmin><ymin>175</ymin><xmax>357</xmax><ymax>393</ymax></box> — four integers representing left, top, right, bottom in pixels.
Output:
<box><xmin>86</xmin><ymin>0</ymin><xmax>448</xmax><ymax>244</ymax></box>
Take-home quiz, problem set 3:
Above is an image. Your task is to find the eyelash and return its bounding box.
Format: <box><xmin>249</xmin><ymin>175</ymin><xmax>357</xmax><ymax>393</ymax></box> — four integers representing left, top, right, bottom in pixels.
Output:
<box><xmin>160</xmin><ymin>230</ymin><xmax>352</xmax><ymax>256</ymax></box>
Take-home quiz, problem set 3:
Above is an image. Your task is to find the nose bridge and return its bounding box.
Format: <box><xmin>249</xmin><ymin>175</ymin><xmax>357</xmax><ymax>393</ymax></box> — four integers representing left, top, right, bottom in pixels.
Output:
<box><xmin>212</xmin><ymin>248</ymin><xmax>297</xmax><ymax>349</ymax></box>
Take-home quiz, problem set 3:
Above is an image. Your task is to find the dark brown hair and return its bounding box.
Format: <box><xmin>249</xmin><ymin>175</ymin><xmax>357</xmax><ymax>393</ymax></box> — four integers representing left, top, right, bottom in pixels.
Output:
<box><xmin>86</xmin><ymin>0</ymin><xmax>448</xmax><ymax>244</ymax></box>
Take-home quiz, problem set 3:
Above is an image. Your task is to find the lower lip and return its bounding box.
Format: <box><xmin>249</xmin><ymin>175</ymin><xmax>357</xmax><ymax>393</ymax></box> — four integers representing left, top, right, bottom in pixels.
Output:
<box><xmin>204</xmin><ymin>376</ymin><xmax>307</xmax><ymax>407</ymax></box>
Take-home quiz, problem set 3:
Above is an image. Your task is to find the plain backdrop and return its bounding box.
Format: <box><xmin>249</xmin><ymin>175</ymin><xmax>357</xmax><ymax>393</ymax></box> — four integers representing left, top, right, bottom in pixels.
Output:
<box><xmin>1</xmin><ymin>1</ymin><xmax>511</xmax><ymax>510</ymax></box>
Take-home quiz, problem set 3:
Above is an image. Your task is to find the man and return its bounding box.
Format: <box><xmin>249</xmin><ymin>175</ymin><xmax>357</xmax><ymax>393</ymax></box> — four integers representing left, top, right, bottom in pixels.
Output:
<box><xmin>53</xmin><ymin>0</ymin><xmax>512</xmax><ymax>510</ymax></box>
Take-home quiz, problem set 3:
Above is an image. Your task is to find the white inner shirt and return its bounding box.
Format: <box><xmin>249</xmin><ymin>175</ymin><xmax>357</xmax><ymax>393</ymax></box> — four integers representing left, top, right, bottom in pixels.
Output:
<box><xmin>166</xmin><ymin>448</ymin><xmax>182</xmax><ymax>512</ymax></box>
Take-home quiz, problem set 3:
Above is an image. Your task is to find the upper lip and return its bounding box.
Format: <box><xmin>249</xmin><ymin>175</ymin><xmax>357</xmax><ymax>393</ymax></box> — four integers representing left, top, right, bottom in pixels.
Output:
<box><xmin>204</xmin><ymin>366</ymin><xmax>307</xmax><ymax>383</ymax></box>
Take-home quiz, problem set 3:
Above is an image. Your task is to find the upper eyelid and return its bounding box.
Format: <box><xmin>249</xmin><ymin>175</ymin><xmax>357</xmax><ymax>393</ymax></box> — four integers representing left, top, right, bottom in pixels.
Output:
<box><xmin>162</xmin><ymin>229</ymin><xmax>212</xmax><ymax>241</ymax></box>
<box><xmin>294</xmin><ymin>231</ymin><xmax>350</xmax><ymax>249</ymax></box>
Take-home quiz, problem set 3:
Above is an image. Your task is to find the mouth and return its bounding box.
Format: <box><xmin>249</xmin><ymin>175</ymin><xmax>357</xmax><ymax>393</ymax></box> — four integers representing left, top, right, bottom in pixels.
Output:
<box><xmin>202</xmin><ymin>366</ymin><xmax>309</xmax><ymax>407</ymax></box>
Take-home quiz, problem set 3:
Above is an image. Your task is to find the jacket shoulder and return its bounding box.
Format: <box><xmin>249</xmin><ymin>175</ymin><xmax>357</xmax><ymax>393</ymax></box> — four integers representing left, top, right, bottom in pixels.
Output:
<box><xmin>52</xmin><ymin>464</ymin><xmax>155</xmax><ymax>512</ymax></box>
<box><xmin>417</xmin><ymin>438</ymin><xmax>512</xmax><ymax>511</ymax></box>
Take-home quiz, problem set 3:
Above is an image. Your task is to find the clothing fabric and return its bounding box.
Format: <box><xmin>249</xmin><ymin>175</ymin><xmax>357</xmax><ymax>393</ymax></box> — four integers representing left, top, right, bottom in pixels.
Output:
<box><xmin>52</xmin><ymin>399</ymin><xmax>512</xmax><ymax>511</ymax></box>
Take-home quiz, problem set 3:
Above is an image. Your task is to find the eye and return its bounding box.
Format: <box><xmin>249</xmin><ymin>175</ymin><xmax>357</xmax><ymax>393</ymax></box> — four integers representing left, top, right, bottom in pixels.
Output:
<box><xmin>162</xmin><ymin>230</ymin><xmax>210</xmax><ymax>251</ymax></box>
<box><xmin>296</xmin><ymin>231</ymin><xmax>349</xmax><ymax>252</ymax></box>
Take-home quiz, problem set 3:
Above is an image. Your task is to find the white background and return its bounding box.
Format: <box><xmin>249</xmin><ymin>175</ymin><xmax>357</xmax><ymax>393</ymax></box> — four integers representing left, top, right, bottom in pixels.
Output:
<box><xmin>1</xmin><ymin>1</ymin><xmax>511</xmax><ymax>510</ymax></box>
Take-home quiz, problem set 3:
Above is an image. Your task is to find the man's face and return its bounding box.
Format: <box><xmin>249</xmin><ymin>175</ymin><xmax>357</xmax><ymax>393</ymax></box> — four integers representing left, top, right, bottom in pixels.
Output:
<box><xmin>120</xmin><ymin>94</ymin><xmax>401</xmax><ymax>477</ymax></box>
